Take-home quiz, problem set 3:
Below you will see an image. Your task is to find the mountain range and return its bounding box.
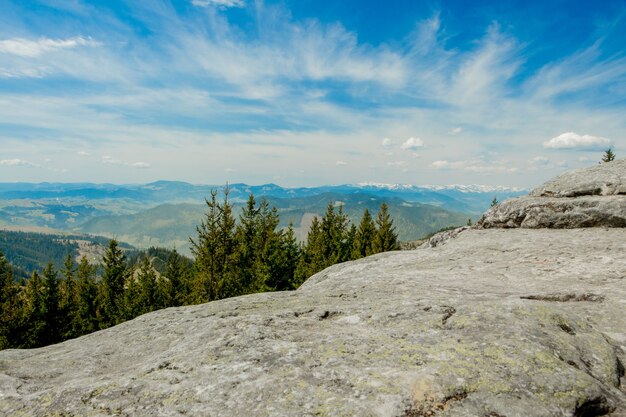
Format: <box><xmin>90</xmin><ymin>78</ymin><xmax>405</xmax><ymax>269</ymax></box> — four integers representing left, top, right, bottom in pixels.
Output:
<box><xmin>0</xmin><ymin>181</ymin><xmax>525</xmax><ymax>255</ymax></box>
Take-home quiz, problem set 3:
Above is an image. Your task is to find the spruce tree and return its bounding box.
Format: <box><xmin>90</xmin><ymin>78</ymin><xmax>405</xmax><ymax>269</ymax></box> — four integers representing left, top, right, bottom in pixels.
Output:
<box><xmin>75</xmin><ymin>257</ymin><xmax>98</xmax><ymax>335</ymax></box>
<box><xmin>0</xmin><ymin>251</ymin><xmax>13</xmax><ymax>305</ymax></box>
<box><xmin>279</xmin><ymin>224</ymin><xmax>301</xmax><ymax>290</ymax></box>
<box><xmin>190</xmin><ymin>190</ymin><xmax>220</xmax><ymax>303</ymax></box>
<box><xmin>352</xmin><ymin>208</ymin><xmax>376</xmax><ymax>259</ymax></box>
<box><xmin>24</xmin><ymin>270</ymin><xmax>45</xmax><ymax>347</ymax></box>
<box><xmin>136</xmin><ymin>256</ymin><xmax>159</xmax><ymax>315</ymax></box>
<box><xmin>0</xmin><ymin>251</ymin><xmax>18</xmax><ymax>349</ymax></box>
<box><xmin>60</xmin><ymin>254</ymin><xmax>79</xmax><ymax>340</ymax></box>
<box><xmin>42</xmin><ymin>262</ymin><xmax>61</xmax><ymax>345</ymax></box>
<box><xmin>100</xmin><ymin>239</ymin><xmax>127</xmax><ymax>328</ymax></box>
<box><xmin>164</xmin><ymin>249</ymin><xmax>187</xmax><ymax>307</ymax></box>
<box><xmin>371</xmin><ymin>203</ymin><xmax>398</xmax><ymax>253</ymax></box>
<box><xmin>217</xmin><ymin>188</ymin><xmax>238</xmax><ymax>298</ymax></box>
<box><xmin>235</xmin><ymin>194</ymin><xmax>259</xmax><ymax>294</ymax></box>
<box><xmin>602</xmin><ymin>148</ymin><xmax>616</xmax><ymax>163</ymax></box>
<box><xmin>253</xmin><ymin>200</ymin><xmax>281</xmax><ymax>292</ymax></box>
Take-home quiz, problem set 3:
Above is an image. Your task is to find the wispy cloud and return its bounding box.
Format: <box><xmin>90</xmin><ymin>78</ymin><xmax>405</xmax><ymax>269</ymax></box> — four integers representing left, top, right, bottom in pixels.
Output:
<box><xmin>335</xmin><ymin>160</ymin><xmax>348</xmax><ymax>166</ymax></box>
<box><xmin>0</xmin><ymin>158</ymin><xmax>39</xmax><ymax>167</ymax></box>
<box><xmin>400</xmin><ymin>137</ymin><xmax>424</xmax><ymax>151</ymax></box>
<box><xmin>0</xmin><ymin>36</ymin><xmax>99</xmax><ymax>57</ymax></box>
<box><xmin>544</xmin><ymin>132</ymin><xmax>612</xmax><ymax>150</ymax></box>
<box><xmin>191</xmin><ymin>0</ymin><xmax>244</xmax><ymax>8</ymax></box>
<box><xmin>102</xmin><ymin>156</ymin><xmax>150</xmax><ymax>169</ymax></box>
<box><xmin>381</xmin><ymin>138</ymin><xmax>394</xmax><ymax>148</ymax></box>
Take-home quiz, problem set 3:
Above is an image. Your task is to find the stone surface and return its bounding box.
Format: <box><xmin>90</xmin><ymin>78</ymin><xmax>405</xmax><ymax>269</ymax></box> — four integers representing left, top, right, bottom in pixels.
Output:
<box><xmin>480</xmin><ymin>159</ymin><xmax>626</xmax><ymax>229</ymax></box>
<box><xmin>2</xmin><ymin>161</ymin><xmax>626</xmax><ymax>416</ymax></box>
<box><xmin>1</xmin><ymin>228</ymin><xmax>625</xmax><ymax>417</ymax></box>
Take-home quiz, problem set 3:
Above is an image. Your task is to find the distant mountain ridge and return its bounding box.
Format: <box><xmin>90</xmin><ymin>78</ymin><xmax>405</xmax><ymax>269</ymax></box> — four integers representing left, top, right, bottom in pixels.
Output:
<box><xmin>0</xmin><ymin>181</ymin><xmax>525</xmax><ymax>214</ymax></box>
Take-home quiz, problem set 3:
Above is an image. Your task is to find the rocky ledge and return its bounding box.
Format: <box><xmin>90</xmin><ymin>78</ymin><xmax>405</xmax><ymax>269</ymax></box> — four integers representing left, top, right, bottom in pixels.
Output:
<box><xmin>478</xmin><ymin>159</ymin><xmax>626</xmax><ymax>229</ymax></box>
<box><xmin>1</xmin><ymin>162</ymin><xmax>625</xmax><ymax>417</ymax></box>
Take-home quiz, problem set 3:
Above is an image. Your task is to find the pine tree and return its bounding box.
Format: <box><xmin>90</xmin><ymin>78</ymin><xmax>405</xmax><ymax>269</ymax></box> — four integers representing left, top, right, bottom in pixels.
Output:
<box><xmin>75</xmin><ymin>257</ymin><xmax>98</xmax><ymax>335</ymax></box>
<box><xmin>0</xmin><ymin>251</ymin><xmax>13</xmax><ymax>305</ymax></box>
<box><xmin>602</xmin><ymin>148</ymin><xmax>616</xmax><ymax>163</ymax></box>
<box><xmin>371</xmin><ymin>203</ymin><xmax>398</xmax><ymax>254</ymax></box>
<box><xmin>253</xmin><ymin>200</ymin><xmax>281</xmax><ymax>292</ymax></box>
<box><xmin>491</xmin><ymin>197</ymin><xmax>499</xmax><ymax>207</ymax></box>
<box><xmin>42</xmin><ymin>262</ymin><xmax>61</xmax><ymax>345</ymax></box>
<box><xmin>279</xmin><ymin>224</ymin><xmax>301</xmax><ymax>290</ymax></box>
<box><xmin>190</xmin><ymin>190</ymin><xmax>220</xmax><ymax>303</ymax></box>
<box><xmin>136</xmin><ymin>256</ymin><xmax>159</xmax><ymax>315</ymax></box>
<box><xmin>217</xmin><ymin>188</ymin><xmax>238</xmax><ymax>298</ymax></box>
<box><xmin>164</xmin><ymin>249</ymin><xmax>187</xmax><ymax>307</ymax></box>
<box><xmin>100</xmin><ymin>239</ymin><xmax>127</xmax><ymax>328</ymax></box>
<box><xmin>24</xmin><ymin>270</ymin><xmax>45</xmax><ymax>347</ymax></box>
<box><xmin>235</xmin><ymin>194</ymin><xmax>259</xmax><ymax>294</ymax></box>
<box><xmin>60</xmin><ymin>254</ymin><xmax>79</xmax><ymax>340</ymax></box>
<box><xmin>190</xmin><ymin>188</ymin><xmax>238</xmax><ymax>302</ymax></box>
<box><xmin>0</xmin><ymin>251</ymin><xmax>19</xmax><ymax>349</ymax></box>
<box><xmin>352</xmin><ymin>208</ymin><xmax>376</xmax><ymax>259</ymax></box>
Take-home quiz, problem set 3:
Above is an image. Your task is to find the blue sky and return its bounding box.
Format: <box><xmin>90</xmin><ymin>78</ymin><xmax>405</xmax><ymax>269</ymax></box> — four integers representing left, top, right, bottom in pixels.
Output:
<box><xmin>0</xmin><ymin>0</ymin><xmax>624</xmax><ymax>187</ymax></box>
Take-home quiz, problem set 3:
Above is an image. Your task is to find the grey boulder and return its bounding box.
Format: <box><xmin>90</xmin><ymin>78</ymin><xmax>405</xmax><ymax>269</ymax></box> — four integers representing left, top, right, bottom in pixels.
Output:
<box><xmin>480</xmin><ymin>159</ymin><xmax>626</xmax><ymax>229</ymax></box>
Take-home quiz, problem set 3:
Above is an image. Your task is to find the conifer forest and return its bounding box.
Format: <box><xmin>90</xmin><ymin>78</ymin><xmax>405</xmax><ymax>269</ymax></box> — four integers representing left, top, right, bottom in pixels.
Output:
<box><xmin>0</xmin><ymin>191</ymin><xmax>398</xmax><ymax>349</ymax></box>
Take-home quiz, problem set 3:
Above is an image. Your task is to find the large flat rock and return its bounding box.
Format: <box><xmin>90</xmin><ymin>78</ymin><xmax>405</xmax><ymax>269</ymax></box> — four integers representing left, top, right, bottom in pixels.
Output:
<box><xmin>1</xmin><ymin>228</ymin><xmax>625</xmax><ymax>417</ymax></box>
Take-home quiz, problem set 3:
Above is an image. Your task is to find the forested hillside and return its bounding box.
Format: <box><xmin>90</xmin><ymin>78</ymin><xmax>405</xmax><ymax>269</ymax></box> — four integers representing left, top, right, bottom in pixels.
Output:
<box><xmin>0</xmin><ymin>192</ymin><xmax>401</xmax><ymax>350</ymax></box>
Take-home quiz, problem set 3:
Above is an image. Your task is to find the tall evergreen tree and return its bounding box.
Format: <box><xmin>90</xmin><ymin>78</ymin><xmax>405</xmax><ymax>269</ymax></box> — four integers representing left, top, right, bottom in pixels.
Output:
<box><xmin>42</xmin><ymin>262</ymin><xmax>61</xmax><ymax>345</ymax></box>
<box><xmin>0</xmin><ymin>251</ymin><xmax>13</xmax><ymax>305</ymax></box>
<box><xmin>60</xmin><ymin>254</ymin><xmax>79</xmax><ymax>340</ymax></box>
<box><xmin>217</xmin><ymin>188</ymin><xmax>238</xmax><ymax>298</ymax></box>
<box><xmin>164</xmin><ymin>249</ymin><xmax>188</xmax><ymax>307</ymax></box>
<box><xmin>275</xmin><ymin>224</ymin><xmax>301</xmax><ymax>290</ymax></box>
<box><xmin>371</xmin><ymin>203</ymin><xmax>398</xmax><ymax>254</ymax></box>
<box><xmin>75</xmin><ymin>257</ymin><xmax>98</xmax><ymax>335</ymax></box>
<box><xmin>99</xmin><ymin>239</ymin><xmax>127</xmax><ymax>328</ymax></box>
<box><xmin>352</xmin><ymin>208</ymin><xmax>376</xmax><ymax>259</ymax></box>
<box><xmin>190</xmin><ymin>190</ymin><xmax>220</xmax><ymax>303</ymax></box>
<box><xmin>0</xmin><ymin>251</ymin><xmax>19</xmax><ymax>349</ymax></box>
<box><xmin>24</xmin><ymin>270</ymin><xmax>45</xmax><ymax>347</ymax></box>
<box><xmin>135</xmin><ymin>256</ymin><xmax>159</xmax><ymax>315</ymax></box>
<box><xmin>234</xmin><ymin>194</ymin><xmax>260</xmax><ymax>294</ymax></box>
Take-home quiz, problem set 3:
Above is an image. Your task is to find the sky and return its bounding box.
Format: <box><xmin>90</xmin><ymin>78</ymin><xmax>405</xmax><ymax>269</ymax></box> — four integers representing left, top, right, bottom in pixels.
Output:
<box><xmin>0</xmin><ymin>0</ymin><xmax>624</xmax><ymax>188</ymax></box>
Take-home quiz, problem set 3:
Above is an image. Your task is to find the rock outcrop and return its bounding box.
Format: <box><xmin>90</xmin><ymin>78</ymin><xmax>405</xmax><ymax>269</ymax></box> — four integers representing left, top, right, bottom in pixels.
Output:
<box><xmin>479</xmin><ymin>159</ymin><xmax>626</xmax><ymax>229</ymax></box>
<box><xmin>1</xmin><ymin>162</ymin><xmax>625</xmax><ymax>417</ymax></box>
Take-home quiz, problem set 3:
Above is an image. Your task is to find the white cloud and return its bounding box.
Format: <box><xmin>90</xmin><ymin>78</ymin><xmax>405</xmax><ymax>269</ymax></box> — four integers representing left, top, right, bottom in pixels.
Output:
<box><xmin>381</xmin><ymin>137</ymin><xmax>394</xmax><ymax>148</ymax></box>
<box><xmin>543</xmin><ymin>132</ymin><xmax>612</xmax><ymax>150</ymax></box>
<box><xmin>530</xmin><ymin>156</ymin><xmax>550</xmax><ymax>166</ymax></box>
<box><xmin>0</xmin><ymin>36</ymin><xmax>99</xmax><ymax>58</ymax></box>
<box><xmin>78</xmin><ymin>151</ymin><xmax>90</xmax><ymax>156</ymax></box>
<box><xmin>102</xmin><ymin>155</ymin><xmax>122</xmax><ymax>165</ymax></box>
<box><xmin>102</xmin><ymin>156</ymin><xmax>149</xmax><ymax>168</ymax></box>
<box><xmin>0</xmin><ymin>158</ymin><xmax>38</xmax><ymax>167</ymax></box>
<box><xmin>191</xmin><ymin>0</ymin><xmax>244</xmax><ymax>8</ymax></box>
<box><xmin>450</xmin><ymin>127</ymin><xmax>463</xmax><ymax>135</ymax></box>
<box><xmin>225</xmin><ymin>167</ymin><xmax>235</xmax><ymax>172</ymax></box>
<box><xmin>431</xmin><ymin>160</ymin><xmax>450</xmax><ymax>169</ymax></box>
<box><xmin>129</xmin><ymin>161</ymin><xmax>150</xmax><ymax>169</ymax></box>
<box><xmin>400</xmin><ymin>137</ymin><xmax>424</xmax><ymax>151</ymax></box>
<box><xmin>386</xmin><ymin>161</ymin><xmax>406</xmax><ymax>167</ymax></box>
<box><xmin>430</xmin><ymin>159</ymin><xmax>517</xmax><ymax>174</ymax></box>
<box><xmin>335</xmin><ymin>160</ymin><xmax>348</xmax><ymax>166</ymax></box>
